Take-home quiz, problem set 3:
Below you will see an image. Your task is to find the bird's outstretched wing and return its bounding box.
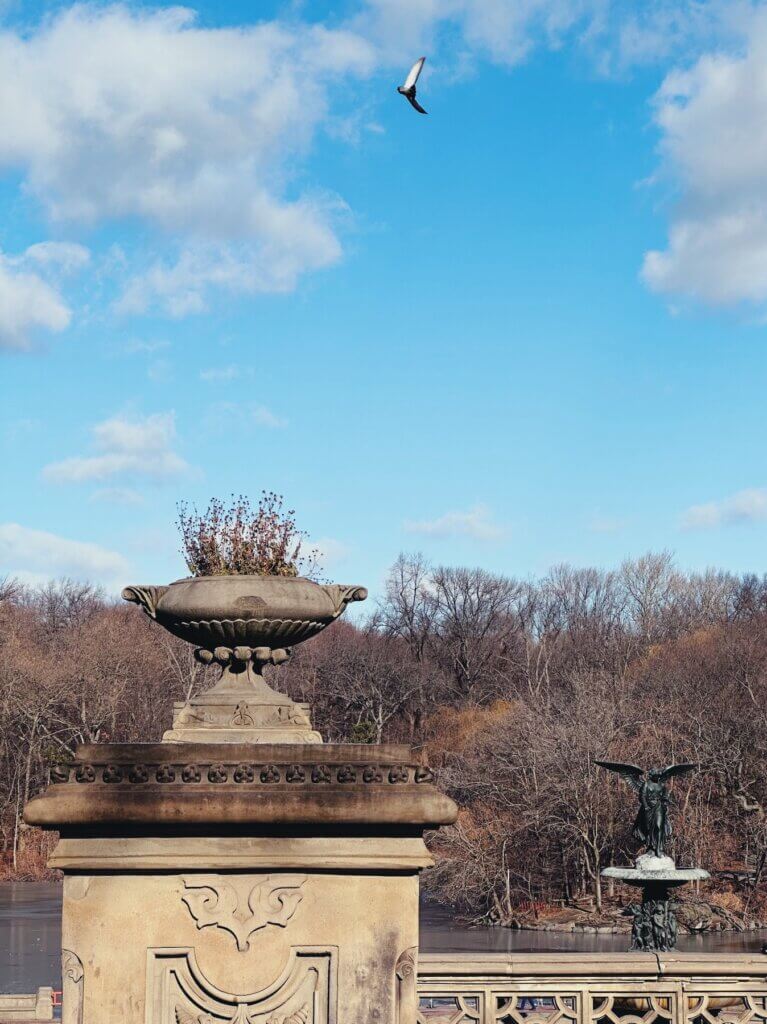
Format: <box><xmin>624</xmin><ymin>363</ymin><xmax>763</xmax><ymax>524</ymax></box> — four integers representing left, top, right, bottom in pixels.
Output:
<box><xmin>407</xmin><ymin>93</ymin><xmax>428</xmax><ymax>115</ymax></box>
<box><xmin>657</xmin><ymin>763</ymin><xmax>698</xmax><ymax>783</ymax></box>
<box><xmin>403</xmin><ymin>57</ymin><xmax>425</xmax><ymax>91</ymax></box>
<box><xmin>594</xmin><ymin>760</ymin><xmax>645</xmax><ymax>792</ymax></box>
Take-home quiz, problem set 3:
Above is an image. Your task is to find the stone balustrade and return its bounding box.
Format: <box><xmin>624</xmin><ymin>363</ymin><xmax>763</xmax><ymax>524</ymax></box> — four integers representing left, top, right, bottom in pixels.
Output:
<box><xmin>416</xmin><ymin>953</ymin><xmax>767</xmax><ymax>1024</ymax></box>
<box><xmin>0</xmin><ymin>987</ymin><xmax>53</xmax><ymax>1022</ymax></box>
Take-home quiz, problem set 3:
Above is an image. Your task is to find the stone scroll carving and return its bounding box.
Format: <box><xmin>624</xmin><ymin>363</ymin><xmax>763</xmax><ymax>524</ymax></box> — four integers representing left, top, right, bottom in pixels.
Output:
<box><xmin>146</xmin><ymin>946</ymin><xmax>336</xmax><ymax>1024</ymax></box>
<box><xmin>62</xmin><ymin>950</ymin><xmax>84</xmax><ymax>1024</ymax></box>
<box><xmin>395</xmin><ymin>947</ymin><xmax>417</xmax><ymax>1024</ymax></box>
<box><xmin>181</xmin><ymin>875</ymin><xmax>307</xmax><ymax>951</ymax></box>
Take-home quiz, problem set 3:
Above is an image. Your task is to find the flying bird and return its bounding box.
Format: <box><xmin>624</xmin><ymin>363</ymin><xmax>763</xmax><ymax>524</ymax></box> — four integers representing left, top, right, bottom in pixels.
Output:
<box><xmin>398</xmin><ymin>57</ymin><xmax>428</xmax><ymax>114</ymax></box>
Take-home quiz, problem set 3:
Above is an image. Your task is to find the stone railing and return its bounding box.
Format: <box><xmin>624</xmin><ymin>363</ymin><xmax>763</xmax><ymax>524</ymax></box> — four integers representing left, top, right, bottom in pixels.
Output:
<box><xmin>416</xmin><ymin>953</ymin><xmax>767</xmax><ymax>1024</ymax></box>
<box><xmin>0</xmin><ymin>987</ymin><xmax>53</xmax><ymax>1022</ymax></box>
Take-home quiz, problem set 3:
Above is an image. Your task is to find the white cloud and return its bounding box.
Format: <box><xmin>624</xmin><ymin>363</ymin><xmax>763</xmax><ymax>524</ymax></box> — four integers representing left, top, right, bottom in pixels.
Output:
<box><xmin>120</xmin><ymin>338</ymin><xmax>171</xmax><ymax>355</ymax></box>
<box><xmin>357</xmin><ymin>0</ymin><xmax>602</xmax><ymax>67</ymax></box>
<box><xmin>0</xmin><ymin>523</ymin><xmax>130</xmax><ymax>590</ymax></box>
<box><xmin>0</xmin><ymin>240</ymin><xmax>90</xmax><ymax>350</ymax></box>
<box><xmin>43</xmin><ymin>411</ymin><xmax>190</xmax><ymax>484</ymax></box>
<box><xmin>200</xmin><ymin>365</ymin><xmax>240</xmax><ymax>382</ymax></box>
<box><xmin>116</xmin><ymin>218</ymin><xmax>343</xmax><ymax>317</ymax></box>
<box><xmin>203</xmin><ymin>401</ymin><xmax>287</xmax><ymax>431</ymax></box>
<box><xmin>0</xmin><ymin>250</ymin><xmax>71</xmax><ymax>350</ymax></box>
<box><xmin>312</xmin><ymin>536</ymin><xmax>352</xmax><ymax>568</ymax></box>
<box><xmin>4</xmin><ymin>417</ymin><xmax>41</xmax><ymax>439</ymax></box>
<box><xmin>681</xmin><ymin>487</ymin><xmax>767</xmax><ymax>529</ymax></box>
<box><xmin>357</xmin><ymin>0</ymin><xmax>737</xmax><ymax>74</ymax></box>
<box><xmin>0</xmin><ymin>2</ymin><xmax>746</xmax><ymax>327</ymax></box>
<box><xmin>643</xmin><ymin>10</ymin><xmax>767</xmax><ymax>305</ymax></box>
<box><xmin>596</xmin><ymin>1</ymin><xmax>747</xmax><ymax>74</ymax></box>
<box><xmin>23</xmin><ymin>241</ymin><xmax>90</xmax><ymax>275</ymax></box>
<box><xmin>251</xmin><ymin>405</ymin><xmax>287</xmax><ymax>429</ymax></box>
<box><xmin>403</xmin><ymin>503</ymin><xmax>504</xmax><ymax>541</ymax></box>
<box><xmin>0</xmin><ymin>6</ymin><xmax>374</xmax><ymax>315</ymax></box>
<box><xmin>89</xmin><ymin>487</ymin><xmax>145</xmax><ymax>506</ymax></box>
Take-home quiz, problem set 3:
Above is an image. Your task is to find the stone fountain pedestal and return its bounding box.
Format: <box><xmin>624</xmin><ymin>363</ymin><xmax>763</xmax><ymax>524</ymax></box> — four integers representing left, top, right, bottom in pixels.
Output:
<box><xmin>26</xmin><ymin>740</ymin><xmax>456</xmax><ymax>1024</ymax></box>
<box><xmin>602</xmin><ymin>853</ymin><xmax>709</xmax><ymax>952</ymax></box>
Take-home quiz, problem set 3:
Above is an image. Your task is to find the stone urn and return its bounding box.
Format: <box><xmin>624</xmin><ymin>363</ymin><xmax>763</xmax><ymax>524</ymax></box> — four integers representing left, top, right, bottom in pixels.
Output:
<box><xmin>122</xmin><ymin>575</ymin><xmax>367</xmax><ymax>743</ymax></box>
<box><xmin>122</xmin><ymin>575</ymin><xmax>367</xmax><ymax>659</ymax></box>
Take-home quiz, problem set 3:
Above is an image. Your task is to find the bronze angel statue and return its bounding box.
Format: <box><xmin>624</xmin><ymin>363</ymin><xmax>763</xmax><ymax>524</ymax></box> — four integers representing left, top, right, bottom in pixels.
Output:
<box><xmin>594</xmin><ymin>760</ymin><xmax>698</xmax><ymax>858</ymax></box>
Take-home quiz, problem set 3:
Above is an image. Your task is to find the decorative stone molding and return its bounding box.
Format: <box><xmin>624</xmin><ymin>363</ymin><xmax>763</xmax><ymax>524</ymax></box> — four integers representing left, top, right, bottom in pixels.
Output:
<box><xmin>181</xmin><ymin>875</ymin><xmax>307</xmax><ymax>951</ymax></box>
<box><xmin>54</xmin><ymin>759</ymin><xmax>433</xmax><ymax>787</ymax></box>
<box><xmin>186</xmin><ymin>619</ymin><xmax>324</xmax><ymax>650</ymax></box>
<box><xmin>395</xmin><ymin>947</ymin><xmax>417</xmax><ymax>1024</ymax></box>
<box><xmin>208</xmin><ymin>763</ymin><xmax>228</xmax><ymax>783</ymax></box>
<box><xmin>50</xmin><ymin>835</ymin><xmax>435</xmax><ymax>872</ymax></box>
<box><xmin>234</xmin><ymin>763</ymin><xmax>255</xmax><ymax>783</ymax></box>
<box><xmin>176</xmin><ymin>1007</ymin><xmax>311</xmax><ymax>1024</ymax></box>
<box><xmin>0</xmin><ymin>987</ymin><xmax>54</xmax><ymax>1021</ymax></box>
<box><xmin>145</xmin><ymin>946</ymin><xmax>335</xmax><ymax>1024</ymax></box>
<box><xmin>61</xmin><ymin>950</ymin><xmax>83</xmax><ymax>1024</ymax></box>
<box><xmin>129</xmin><ymin>764</ymin><xmax>149</xmax><ymax>783</ymax></box>
<box><xmin>232</xmin><ymin>703</ymin><xmax>255</xmax><ymax>726</ymax></box>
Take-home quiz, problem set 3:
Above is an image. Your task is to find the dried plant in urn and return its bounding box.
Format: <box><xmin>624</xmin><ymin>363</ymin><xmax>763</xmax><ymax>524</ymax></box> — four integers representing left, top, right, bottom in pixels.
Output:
<box><xmin>122</xmin><ymin>493</ymin><xmax>367</xmax><ymax>692</ymax></box>
<box><xmin>177</xmin><ymin>493</ymin><xmax>318</xmax><ymax>580</ymax></box>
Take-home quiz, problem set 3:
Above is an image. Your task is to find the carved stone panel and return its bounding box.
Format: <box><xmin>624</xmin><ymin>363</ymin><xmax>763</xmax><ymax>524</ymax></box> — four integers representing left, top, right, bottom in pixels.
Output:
<box><xmin>181</xmin><ymin>875</ymin><xmax>306</xmax><ymax>951</ymax></box>
<box><xmin>145</xmin><ymin>947</ymin><xmax>336</xmax><ymax>1024</ymax></box>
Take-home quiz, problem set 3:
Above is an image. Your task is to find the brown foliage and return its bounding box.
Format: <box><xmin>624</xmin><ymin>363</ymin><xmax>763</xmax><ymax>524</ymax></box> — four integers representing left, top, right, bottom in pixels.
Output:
<box><xmin>0</xmin><ymin>578</ymin><xmax>210</xmax><ymax>874</ymax></box>
<box><xmin>4</xmin><ymin>553</ymin><xmax>767</xmax><ymax>928</ymax></box>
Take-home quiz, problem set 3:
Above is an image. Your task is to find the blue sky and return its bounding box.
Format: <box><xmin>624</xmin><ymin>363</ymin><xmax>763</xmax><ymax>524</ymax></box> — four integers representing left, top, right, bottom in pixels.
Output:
<box><xmin>2</xmin><ymin>0</ymin><xmax>767</xmax><ymax>595</ymax></box>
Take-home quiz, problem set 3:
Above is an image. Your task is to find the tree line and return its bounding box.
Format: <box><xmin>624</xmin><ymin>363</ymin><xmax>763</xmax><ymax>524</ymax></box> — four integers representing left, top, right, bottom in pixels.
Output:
<box><xmin>3</xmin><ymin>554</ymin><xmax>767</xmax><ymax>927</ymax></box>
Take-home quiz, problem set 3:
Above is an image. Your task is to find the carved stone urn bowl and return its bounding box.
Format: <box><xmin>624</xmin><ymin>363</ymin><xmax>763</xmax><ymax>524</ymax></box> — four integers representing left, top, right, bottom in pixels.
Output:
<box><xmin>122</xmin><ymin>575</ymin><xmax>367</xmax><ymax>664</ymax></box>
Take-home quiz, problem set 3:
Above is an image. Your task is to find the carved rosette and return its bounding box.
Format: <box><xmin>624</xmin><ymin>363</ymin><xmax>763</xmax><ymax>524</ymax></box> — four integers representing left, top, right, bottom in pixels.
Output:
<box><xmin>52</xmin><ymin>757</ymin><xmax>435</xmax><ymax>787</ymax></box>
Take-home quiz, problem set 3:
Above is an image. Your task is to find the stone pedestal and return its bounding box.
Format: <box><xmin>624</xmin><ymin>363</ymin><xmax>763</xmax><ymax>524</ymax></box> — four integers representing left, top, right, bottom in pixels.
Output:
<box><xmin>25</xmin><ymin>742</ymin><xmax>456</xmax><ymax>1024</ymax></box>
<box><xmin>162</xmin><ymin>666</ymin><xmax>322</xmax><ymax>745</ymax></box>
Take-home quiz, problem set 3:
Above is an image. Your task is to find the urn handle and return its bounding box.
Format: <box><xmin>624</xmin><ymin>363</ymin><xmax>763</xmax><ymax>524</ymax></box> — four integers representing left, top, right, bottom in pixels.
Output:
<box><xmin>121</xmin><ymin>585</ymin><xmax>169</xmax><ymax>620</ymax></box>
<box><xmin>323</xmin><ymin>584</ymin><xmax>368</xmax><ymax>619</ymax></box>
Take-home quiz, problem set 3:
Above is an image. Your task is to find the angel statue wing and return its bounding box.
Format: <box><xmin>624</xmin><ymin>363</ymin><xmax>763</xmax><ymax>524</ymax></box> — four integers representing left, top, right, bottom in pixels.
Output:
<box><xmin>657</xmin><ymin>762</ymin><xmax>698</xmax><ymax>782</ymax></box>
<box><xmin>594</xmin><ymin>760</ymin><xmax>646</xmax><ymax>792</ymax></box>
